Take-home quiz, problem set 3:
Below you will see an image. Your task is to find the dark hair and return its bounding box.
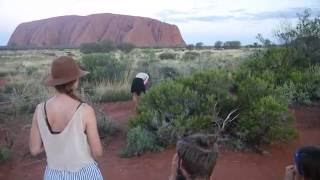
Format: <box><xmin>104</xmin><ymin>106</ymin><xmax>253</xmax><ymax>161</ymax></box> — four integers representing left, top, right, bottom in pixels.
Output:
<box><xmin>295</xmin><ymin>146</ymin><xmax>320</xmax><ymax>180</ymax></box>
<box><xmin>54</xmin><ymin>80</ymin><xmax>82</xmax><ymax>102</ymax></box>
<box><xmin>176</xmin><ymin>134</ymin><xmax>218</xmax><ymax>180</ymax></box>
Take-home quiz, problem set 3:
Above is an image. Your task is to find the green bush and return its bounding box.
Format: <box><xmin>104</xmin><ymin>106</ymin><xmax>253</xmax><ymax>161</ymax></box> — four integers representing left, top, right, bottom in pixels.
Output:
<box><xmin>236</xmin><ymin>96</ymin><xmax>297</xmax><ymax>147</ymax></box>
<box><xmin>275</xmin><ymin>81</ymin><xmax>296</xmax><ymax>105</ymax></box>
<box><xmin>237</xmin><ymin>76</ymin><xmax>276</xmax><ymax>107</ymax></box>
<box><xmin>0</xmin><ymin>147</ymin><xmax>11</xmax><ymax>164</ymax></box>
<box><xmin>182</xmin><ymin>51</ymin><xmax>200</xmax><ymax>61</ymax></box>
<box><xmin>99</xmin><ymin>40</ymin><xmax>116</xmax><ymax>52</ymax></box>
<box><xmin>129</xmin><ymin>71</ymin><xmax>236</xmax><ymax>147</ymax></box>
<box><xmin>117</xmin><ymin>43</ymin><xmax>135</xmax><ymax>53</ymax></box>
<box><xmin>181</xmin><ymin>70</ymin><xmax>232</xmax><ymax>99</ymax></box>
<box><xmin>88</xmin><ymin>80</ymin><xmax>131</xmax><ymax>103</ymax></box>
<box><xmin>158</xmin><ymin>67</ymin><xmax>180</xmax><ymax>80</ymax></box>
<box><xmin>158</xmin><ymin>52</ymin><xmax>177</xmax><ymax>60</ymax></box>
<box><xmin>80</xmin><ymin>42</ymin><xmax>103</xmax><ymax>54</ymax></box>
<box><xmin>4</xmin><ymin>76</ymin><xmax>50</xmax><ymax>116</ymax></box>
<box><xmin>81</xmin><ymin>54</ymin><xmax>126</xmax><ymax>82</ymax></box>
<box><xmin>80</xmin><ymin>40</ymin><xmax>116</xmax><ymax>54</ymax></box>
<box><xmin>96</xmin><ymin>111</ymin><xmax>119</xmax><ymax>141</ymax></box>
<box><xmin>129</xmin><ymin>80</ymin><xmax>208</xmax><ymax>146</ymax></box>
<box><xmin>120</xmin><ymin>126</ymin><xmax>161</xmax><ymax>157</ymax></box>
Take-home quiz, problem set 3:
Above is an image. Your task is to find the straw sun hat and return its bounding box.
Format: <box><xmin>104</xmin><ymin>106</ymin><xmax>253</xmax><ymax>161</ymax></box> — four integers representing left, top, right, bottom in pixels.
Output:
<box><xmin>42</xmin><ymin>56</ymin><xmax>89</xmax><ymax>86</ymax></box>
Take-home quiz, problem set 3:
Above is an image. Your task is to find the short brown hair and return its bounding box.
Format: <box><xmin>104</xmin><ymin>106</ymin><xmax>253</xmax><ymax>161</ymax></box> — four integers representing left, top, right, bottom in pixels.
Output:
<box><xmin>176</xmin><ymin>134</ymin><xmax>218</xmax><ymax>179</ymax></box>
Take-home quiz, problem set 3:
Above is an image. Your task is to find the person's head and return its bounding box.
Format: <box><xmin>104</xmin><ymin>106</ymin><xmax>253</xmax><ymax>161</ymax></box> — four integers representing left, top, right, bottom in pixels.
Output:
<box><xmin>176</xmin><ymin>133</ymin><xmax>218</xmax><ymax>180</ymax></box>
<box><xmin>42</xmin><ymin>56</ymin><xmax>89</xmax><ymax>101</ymax></box>
<box><xmin>295</xmin><ymin>146</ymin><xmax>320</xmax><ymax>180</ymax></box>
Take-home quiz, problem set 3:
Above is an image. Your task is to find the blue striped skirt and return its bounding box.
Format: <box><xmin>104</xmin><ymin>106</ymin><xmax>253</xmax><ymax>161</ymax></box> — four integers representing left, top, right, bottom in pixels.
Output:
<box><xmin>44</xmin><ymin>162</ymin><xmax>103</xmax><ymax>180</ymax></box>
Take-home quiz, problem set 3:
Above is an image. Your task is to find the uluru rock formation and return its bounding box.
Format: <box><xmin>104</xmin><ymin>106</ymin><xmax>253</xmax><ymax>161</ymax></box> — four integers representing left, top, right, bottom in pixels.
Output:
<box><xmin>8</xmin><ymin>13</ymin><xmax>186</xmax><ymax>48</ymax></box>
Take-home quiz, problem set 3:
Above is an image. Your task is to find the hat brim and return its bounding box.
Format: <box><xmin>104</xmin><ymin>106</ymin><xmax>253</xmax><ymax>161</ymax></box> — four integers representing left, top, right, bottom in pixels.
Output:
<box><xmin>42</xmin><ymin>70</ymin><xmax>89</xmax><ymax>86</ymax></box>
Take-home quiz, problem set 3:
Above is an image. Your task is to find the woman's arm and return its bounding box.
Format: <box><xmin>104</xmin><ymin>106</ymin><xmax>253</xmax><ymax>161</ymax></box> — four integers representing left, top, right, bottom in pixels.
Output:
<box><xmin>29</xmin><ymin>107</ymin><xmax>44</xmax><ymax>156</ymax></box>
<box><xmin>83</xmin><ymin>105</ymin><xmax>103</xmax><ymax>159</ymax></box>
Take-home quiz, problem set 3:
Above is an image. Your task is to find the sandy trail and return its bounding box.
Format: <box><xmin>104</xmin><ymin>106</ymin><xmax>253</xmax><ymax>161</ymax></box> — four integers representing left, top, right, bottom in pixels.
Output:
<box><xmin>0</xmin><ymin>101</ymin><xmax>319</xmax><ymax>180</ymax></box>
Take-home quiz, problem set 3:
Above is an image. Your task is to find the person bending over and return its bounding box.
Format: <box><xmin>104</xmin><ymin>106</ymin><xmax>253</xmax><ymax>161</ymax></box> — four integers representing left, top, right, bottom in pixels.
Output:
<box><xmin>130</xmin><ymin>72</ymin><xmax>150</xmax><ymax>108</ymax></box>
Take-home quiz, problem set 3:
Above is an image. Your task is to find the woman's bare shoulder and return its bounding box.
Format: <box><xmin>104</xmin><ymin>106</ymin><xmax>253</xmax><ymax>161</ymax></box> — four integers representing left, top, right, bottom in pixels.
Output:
<box><xmin>81</xmin><ymin>103</ymin><xmax>95</xmax><ymax>115</ymax></box>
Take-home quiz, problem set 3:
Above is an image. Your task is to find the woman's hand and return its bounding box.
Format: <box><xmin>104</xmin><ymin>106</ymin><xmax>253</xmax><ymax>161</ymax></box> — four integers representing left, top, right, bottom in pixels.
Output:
<box><xmin>284</xmin><ymin>165</ymin><xmax>301</xmax><ymax>180</ymax></box>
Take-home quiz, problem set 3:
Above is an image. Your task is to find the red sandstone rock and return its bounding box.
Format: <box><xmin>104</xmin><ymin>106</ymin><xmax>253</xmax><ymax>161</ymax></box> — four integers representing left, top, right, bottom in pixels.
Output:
<box><xmin>8</xmin><ymin>13</ymin><xmax>186</xmax><ymax>48</ymax></box>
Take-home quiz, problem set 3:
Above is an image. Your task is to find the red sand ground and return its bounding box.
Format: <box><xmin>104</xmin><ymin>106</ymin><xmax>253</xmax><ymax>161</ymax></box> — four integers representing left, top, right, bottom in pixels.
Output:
<box><xmin>0</xmin><ymin>101</ymin><xmax>319</xmax><ymax>180</ymax></box>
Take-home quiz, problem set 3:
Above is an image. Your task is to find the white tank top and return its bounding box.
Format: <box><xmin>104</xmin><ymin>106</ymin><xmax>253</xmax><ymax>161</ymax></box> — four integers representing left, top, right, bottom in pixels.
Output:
<box><xmin>36</xmin><ymin>102</ymin><xmax>94</xmax><ymax>171</ymax></box>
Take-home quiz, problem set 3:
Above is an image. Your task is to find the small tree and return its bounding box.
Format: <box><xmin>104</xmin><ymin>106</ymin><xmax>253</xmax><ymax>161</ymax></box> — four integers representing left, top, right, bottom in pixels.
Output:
<box><xmin>186</xmin><ymin>44</ymin><xmax>195</xmax><ymax>50</ymax></box>
<box><xmin>223</xmin><ymin>41</ymin><xmax>241</xmax><ymax>49</ymax></box>
<box><xmin>256</xmin><ymin>33</ymin><xmax>272</xmax><ymax>47</ymax></box>
<box><xmin>195</xmin><ymin>42</ymin><xmax>204</xmax><ymax>49</ymax></box>
<box><xmin>214</xmin><ymin>41</ymin><xmax>223</xmax><ymax>49</ymax></box>
<box><xmin>117</xmin><ymin>43</ymin><xmax>135</xmax><ymax>53</ymax></box>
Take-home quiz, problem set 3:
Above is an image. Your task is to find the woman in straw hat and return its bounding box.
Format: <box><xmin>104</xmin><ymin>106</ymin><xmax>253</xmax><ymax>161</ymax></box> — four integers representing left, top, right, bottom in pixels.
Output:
<box><xmin>29</xmin><ymin>56</ymin><xmax>103</xmax><ymax>179</ymax></box>
<box><xmin>169</xmin><ymin>133</ymin><xmax>218</xmax><ymax>180</ymax></box>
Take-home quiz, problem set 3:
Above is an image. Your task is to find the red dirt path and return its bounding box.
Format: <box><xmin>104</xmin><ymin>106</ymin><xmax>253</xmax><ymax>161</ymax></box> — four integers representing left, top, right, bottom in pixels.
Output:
<box><xmin>0</xmin><ymin>101</ymin><xmax>319</xmax><ymax>180</ymax></box>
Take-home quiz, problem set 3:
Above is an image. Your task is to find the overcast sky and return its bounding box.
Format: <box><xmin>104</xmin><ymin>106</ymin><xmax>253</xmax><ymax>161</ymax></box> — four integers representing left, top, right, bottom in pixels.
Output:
<box><xmin>0</xmin><ymin>0</ymin><xmax>319</xmax><ymax>46</ymax></box>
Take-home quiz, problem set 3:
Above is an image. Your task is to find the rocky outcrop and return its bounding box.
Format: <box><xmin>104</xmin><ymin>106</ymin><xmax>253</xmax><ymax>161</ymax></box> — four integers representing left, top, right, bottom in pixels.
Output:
<box><xmin>8</xmin><ymin>13</ymin><xmax>186</xmax><ymax>47</ymax></box>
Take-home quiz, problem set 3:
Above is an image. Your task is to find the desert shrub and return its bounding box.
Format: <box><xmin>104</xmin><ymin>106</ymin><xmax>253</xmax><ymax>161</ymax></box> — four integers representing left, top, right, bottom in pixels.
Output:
<box><xmin>99</xmin><ymin>40</ymin><xmax>116</xmax><ymax>52</ymax></box>
<box><xmin>81</xmin><ymin>54</ymin><xmax>126</xmax><ymax>82</ymax></box>
<box><xmin>4</xmin><ymin>81</ymin><xmax>25</xmax><ymax>94</ymax></box>
<box><xmin>237</xmin><ymin>76</ymin><xmax>276</xmax><ymax>107</ymax></box>
<box><xmin>0</xmin><ymin>70</ymin><xmax>10</xmax><ymax>77</ymax></box>
<box><xmin>180</xmin><ymin>70</ymin><xmax>236</xmax><ymax>114</ymax></box>
<box><xmin>129</xmin><ymin>71</ymin><xmax>236</xmax><ymax>147</ymax></box>
<box><xmin>301</xmin><ymin>66</ymin><xmax>320</xmax><ymax>100</ymax></box>
<box><xmin>26</xmin><ymin>66</ymin><xmax>38</xmax><ymax>75</ymax></box>
<box><xmin>275</xmin><ymin>81</ymin><xmax>297</xmax><ymax>105</ymax></box>
<box><xmin>182</xmin><ymin>51</ymin><xmax>200</xmax><ymax>61</ymax></box>
<box><xmin>120</xmin><ymin>126</ymin><xmax>161</xmax><ymax>157</ymax></box>
<box><xmin>223</xmin><ymin>41</ymin><xmax>241</xmax><ymax>49</ymax></box>
<box><xmin>236</xmin><ymin>96</ymin><xmax>297</xmax><ymax>147</ymax></box>
<box><xmin>80</xmin><ymin>40</ymin><xmax>116</xmax><ymax>54</ymax></box>
<box><xmin>80</xmin><ymin>41</ymin><xmax>136</xmax><ymax>54</ymax></box>
<box><xmin>129</xmin><ymin>81</ymin><xmax>210</xmax><ymax>146</ymax></box>
<box><xmin>80</xmin><ymin>42</ymin><xmax>103</xmax><ymax>54</ymax></box>
<box><xmin>158</xmin><ymin>67</ymin><xmax>180</xmax><ymax>80</ymax></box>
<box><xmin>237</xmin><ymin>46</ymin><xmax>317</xmax><ymax>105</ymax></box>
<box><xmin>158</xmin><ymin>52</ymin><xmax>177</xmax><ymax>60</ymax></box>
<box><xmin>96</xmin><ymin>111</ymin><xmax>119</xmax><ymax>142</ymax></box>
<box><xmin>4</xmin><ymin>76</ymin><xmax>51</xmax><ymax>115</ymax></box>
<box><xmin>117</xmin><ymin>43</ymin><xmax>135</xmax><ymax>53</ymax></box>
<box><xmin>90</xmin><ymin>81</ymin><xmax>131</xmax><ymax>102</ymax></box>
<box><xmin>0</xmin><ymin>147</ymin><xmax>11</xmax><ymax>164</ymax></box>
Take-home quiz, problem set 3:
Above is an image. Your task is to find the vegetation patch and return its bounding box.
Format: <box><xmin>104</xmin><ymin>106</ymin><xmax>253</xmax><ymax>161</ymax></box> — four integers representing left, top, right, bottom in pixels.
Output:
<box><xmin>120</xmin><ymin>126</ymin><xmax>161</xmax><ymax>157</ymax></box>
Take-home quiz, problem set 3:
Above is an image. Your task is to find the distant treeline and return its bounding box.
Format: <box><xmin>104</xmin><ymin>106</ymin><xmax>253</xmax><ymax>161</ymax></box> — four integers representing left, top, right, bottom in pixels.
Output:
<box><xmin>187</xmin><ymin>37</ymin><xmax>275</xmax><ymax>50</ymax></box>
<box><xmin>1</xmin><ymin>38</ymin><xmax>275</xmax><ymax>51</ymax></box>
<box><xmin>0</xmin><ymin>43</ymin><xmax>78</xmax><ymax>51</ymax></box>
<box><xmin>79</xmin><ymin>40</ymin><xmax>136</xmax><ymax>54</ymax></box>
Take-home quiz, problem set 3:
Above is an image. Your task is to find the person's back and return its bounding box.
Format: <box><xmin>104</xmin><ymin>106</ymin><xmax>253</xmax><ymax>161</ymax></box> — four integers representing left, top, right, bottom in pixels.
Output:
<box><xmin>29</xmin><ymin>56</ymin><xmax>103</xmax><ymax>179</ymax></box>
<box><xmin>37</xmin><ymin>95</ymin><xmax>94</xmax><ymax>171</ymax></box>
